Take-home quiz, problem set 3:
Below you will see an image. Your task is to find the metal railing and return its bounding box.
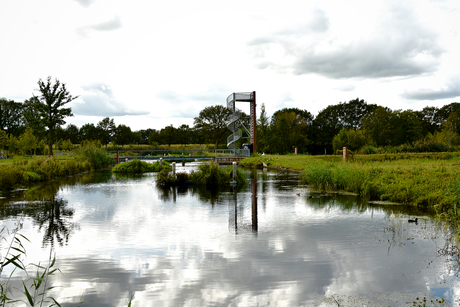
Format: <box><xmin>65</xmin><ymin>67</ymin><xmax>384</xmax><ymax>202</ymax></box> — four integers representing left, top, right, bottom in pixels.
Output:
<box><xmin>227</xmin><ymin>129</ymin><xmax>242</xmax><ymax>147</ymax></box>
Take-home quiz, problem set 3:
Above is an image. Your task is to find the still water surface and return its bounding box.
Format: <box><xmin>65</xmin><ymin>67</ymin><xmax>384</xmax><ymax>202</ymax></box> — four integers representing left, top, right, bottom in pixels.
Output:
<box><xmin>1</xmin><ymin>163</ymin><xmax>459</xmax><ymax>306</ymax></box>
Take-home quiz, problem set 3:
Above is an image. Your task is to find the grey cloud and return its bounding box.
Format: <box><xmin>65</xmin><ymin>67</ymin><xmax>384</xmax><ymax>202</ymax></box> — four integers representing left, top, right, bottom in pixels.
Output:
<box><xmin>73</xmin><ymin>0</ymin><xmax>97</xmax><ymax>8</ymax></box>
<box><xmin>76</xmin><ymin>16</ymin><xmax>122</xmax><ymax>37</ymax></box>
<box><xmin>335</xmin><ymin>85</ymin><xmax>356</xmax><ymax>92</ymax></box>
<box><xmin>402</xmin><ymin>74</ymin><xmax>460</xmax><ymax>100</ymax></box>
<box><xmin>249</xmin><ymin>4</ymin><xmax>444</xmax><ymax>79</ymax></box>
<box><xmin>71</xmin><ymin>83</ymin><xmax>149</xmax><ymax>117</ymax></box>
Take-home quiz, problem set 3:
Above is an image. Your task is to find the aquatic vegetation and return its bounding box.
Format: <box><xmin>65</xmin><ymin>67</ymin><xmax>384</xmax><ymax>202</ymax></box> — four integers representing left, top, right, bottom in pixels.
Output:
<box><xmin>112</xmin><ymin>159</ymin><xmax>171</xmax><ymax>173</ymax></box>
<box><xmin>191</xmin><ymin>161</ymin><xmax>246</xmax><ymax>187</ymax></box>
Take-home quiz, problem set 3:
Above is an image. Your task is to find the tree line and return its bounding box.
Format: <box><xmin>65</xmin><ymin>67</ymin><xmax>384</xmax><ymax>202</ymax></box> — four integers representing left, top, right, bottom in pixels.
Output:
<box><xmin>1</xmin><ymin>77</ymin><xmax>460</xmax><ymax>156</ymax></box>
<box><xmin>257</xmin><ymin>98</ymin><xmax>460</xmax><ymax>154</ymax></box>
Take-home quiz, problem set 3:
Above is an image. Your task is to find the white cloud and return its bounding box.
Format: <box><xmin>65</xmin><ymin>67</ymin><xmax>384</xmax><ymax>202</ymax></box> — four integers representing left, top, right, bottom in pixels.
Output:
<box><xmin>71</xmin><ymin>83</ymin><xmax>149</xmax><ymax>117</ymax></box>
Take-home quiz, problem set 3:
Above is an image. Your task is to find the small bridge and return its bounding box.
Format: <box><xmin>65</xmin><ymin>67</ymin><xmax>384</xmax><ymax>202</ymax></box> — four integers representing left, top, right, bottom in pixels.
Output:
<box><xmin>108</xmin><ymin>149</ymin><xmax>250</xmax><ymax>164</ymax></box>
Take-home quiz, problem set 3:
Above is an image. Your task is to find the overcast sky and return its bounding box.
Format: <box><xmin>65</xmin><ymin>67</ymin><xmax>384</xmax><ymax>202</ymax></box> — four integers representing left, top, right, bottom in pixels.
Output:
<box><xmin>1</xmin><ymin>0</ymin><xmax>459</xmax><ymax>131</ymax></box>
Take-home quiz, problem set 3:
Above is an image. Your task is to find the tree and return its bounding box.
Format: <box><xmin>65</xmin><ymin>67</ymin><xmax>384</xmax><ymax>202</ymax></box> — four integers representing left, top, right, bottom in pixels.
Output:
<box><xmin>0</xmin><ymin>129</ymin><xmax>7</xmax><ymax>151</ymax></box>
<box><xmin>194</xmin><ymin>105</ymin><xmax>232</xmax><ymax>149</ymax></box>
<box><xmin>80</xmin><ymin>123</ymin><xmax>99</xmax><ymax>141</ymax></box>
<box><xmin>19</xmin><ymin>127</ymin><xmax>38</xmax><ymax>155</ymax></box>
<box><xmin>148</xmin><ymin>129</ymin><xmax>160</xmax><ymax>146</ymax></box>
<box><xmin>257</xmin><ymin>103</ymin><xmax>271</xmax><ymax>153</ymax></box>
<box><xmin>97</xmin><ymin>117</ymin><xmax>115</xmax><ymax>147</ymax></box>
<box><xmin>158</xmin><ymin>125</ymin><xmax>177</xmax><ymax>146</ymax></box>
<box><xmin>34</xmin><ymin>77</ymin><xmax>78</xmax><ymax>156</ymax></box>
<box><xmin>270</xmin><ymin>111</ymin><xmax>309</xmax><ymax>153</ymax></box>
<box><xmin>65</xmin><ymin>124</ymin><xmax>80</xmax><ymax>144</ymax></box>
<box><xmin>113</xmin><ymin>124</ymin><xmax>133</xmax><ymax>147</ymax></box>
<box><xmin>362</xmin><ymin>106</ymin><xmax>393</xmax><ymax>146</ymax></box>
<box><xmin>177</xmin><ymin>124</ymin><xmax>191</xmax><ymax>146</ymax></box>
<box><xmin>0</xmin><ymin>98</ymin><xmax>24</xmax><ymax>137</ymax></box>
<box><xmin>22</xmin><ymin>97</ymin><xmax>46</xmax><ymax>140</ymax></box>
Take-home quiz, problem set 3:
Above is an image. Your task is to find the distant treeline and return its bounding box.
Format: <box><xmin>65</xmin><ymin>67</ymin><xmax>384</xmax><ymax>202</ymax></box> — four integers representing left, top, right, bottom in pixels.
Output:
<box><xmin>1</xmin><ymin>97</ymin><xmax>460</xmax><ymax>155</ymax></box>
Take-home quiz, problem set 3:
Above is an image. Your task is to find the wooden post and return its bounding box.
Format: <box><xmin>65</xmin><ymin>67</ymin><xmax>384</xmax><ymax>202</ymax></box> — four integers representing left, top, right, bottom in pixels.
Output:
<box><xmin>343</xmin><ymin>147</ymin><xmax>348</xmax><ymax>161</ymax></box>
<box><xmin>295</xmin><ymin>147</ymin><xmax>298</xmax><ymax>155</ymax></box>
<box><xmin>233</xmin><ymin>161</ymin><xmax>237</xmax><ymax>182</ymax></box>
<box><xmin>172</xmin><ymin>162</ymin><xmax>176</xmax><ymax>177</ymax></box>
<box><xmin>160</xmin><ymin>158</ymin><xmax>163</xmax><ymax>167</ymax></box>
<box><xmin>116</xmin><ymin>150</ymin><xmax>119</xmax><ymax>164</ymax></box>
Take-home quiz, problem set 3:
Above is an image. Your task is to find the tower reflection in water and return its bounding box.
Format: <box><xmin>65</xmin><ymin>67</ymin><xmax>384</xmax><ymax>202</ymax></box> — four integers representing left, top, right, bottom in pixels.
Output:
<box><xmin>229</xmin><ymin>174</ymin><xmax>258</xmax><ymax>235</ymax></box>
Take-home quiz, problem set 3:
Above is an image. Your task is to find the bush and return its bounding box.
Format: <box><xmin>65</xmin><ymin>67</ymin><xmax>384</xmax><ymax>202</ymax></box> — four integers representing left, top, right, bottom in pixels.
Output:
<box><xmin>76</xmin><ymin>146</ymin><xmax>113</xmax><ymax>169</ymax></box>
<box><xmin>0</xmin><ymin>166</ymin><xmax>24</xmax><ymax>190</ymax></box>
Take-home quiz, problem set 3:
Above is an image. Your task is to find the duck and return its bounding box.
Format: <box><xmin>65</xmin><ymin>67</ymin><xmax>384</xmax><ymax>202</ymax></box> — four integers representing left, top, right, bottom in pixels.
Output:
<box><xmin>408</xmin><ymin>218</ymin><xmax>418</xmax><ymax>223</ymax></box>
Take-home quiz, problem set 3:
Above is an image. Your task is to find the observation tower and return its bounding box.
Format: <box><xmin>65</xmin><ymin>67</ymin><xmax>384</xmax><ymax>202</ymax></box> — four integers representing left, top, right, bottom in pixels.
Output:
<box><xmin>226</xmin><ymin>91</ymin><xmax>256</xmax><ymax>154</ymax></box>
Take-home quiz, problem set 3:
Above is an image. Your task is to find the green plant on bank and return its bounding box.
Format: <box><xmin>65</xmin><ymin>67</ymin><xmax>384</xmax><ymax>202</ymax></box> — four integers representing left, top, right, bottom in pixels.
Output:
<box><xmin>75</xmin><ymin>144</ymin><xmax>113</xmax><ymax>170</ymax></box>
<box><xmin>191</xmin><ymin>161</ymin><xmax>246</xmax><ymax>187</ymax></box>
<box><xmin>112</xmin><ymin>159</ymin><xmax>171</xmax><ymax>174</ymax></box>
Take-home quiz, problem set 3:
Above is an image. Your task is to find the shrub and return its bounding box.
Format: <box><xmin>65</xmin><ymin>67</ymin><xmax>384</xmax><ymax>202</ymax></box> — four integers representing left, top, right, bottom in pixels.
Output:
<box><xmin>76</xmin><ymin>146</ymin><xmax>113</xmax><ymax>169</ymax></box>
<box><xmin>0</xmin><ymin>166</ymin><xmax>24</xmax><ymax>190</ymax></box>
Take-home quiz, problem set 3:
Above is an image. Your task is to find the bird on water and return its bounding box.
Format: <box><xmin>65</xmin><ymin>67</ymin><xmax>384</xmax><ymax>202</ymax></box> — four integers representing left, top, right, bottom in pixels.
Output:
<box><xmin>408</xmin><ymin>218</ymin><xmax>418</xmax><ymax>223</ymax></box>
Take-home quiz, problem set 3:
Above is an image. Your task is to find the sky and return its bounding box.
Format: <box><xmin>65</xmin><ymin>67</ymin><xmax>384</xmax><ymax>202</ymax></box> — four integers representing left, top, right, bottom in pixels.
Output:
<box><xmin>1</xmin><ymin>0</ymin><xmax>459</xmax><ymax>131</ymax></box>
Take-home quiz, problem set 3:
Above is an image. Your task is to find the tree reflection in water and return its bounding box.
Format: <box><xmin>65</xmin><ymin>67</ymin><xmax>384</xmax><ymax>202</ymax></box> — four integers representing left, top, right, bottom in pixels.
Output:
<box><xmin>31</xmin><ymin>196</ymin><xmax>75</xmax><ymax>247</ymax></box>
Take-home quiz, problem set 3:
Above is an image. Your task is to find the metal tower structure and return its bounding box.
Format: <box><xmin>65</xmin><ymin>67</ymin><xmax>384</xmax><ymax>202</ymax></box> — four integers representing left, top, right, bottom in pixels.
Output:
<box><xmin>226</xmin><ymin>91</ymin><xmax>256</xmax><ymax>154</ymax></box>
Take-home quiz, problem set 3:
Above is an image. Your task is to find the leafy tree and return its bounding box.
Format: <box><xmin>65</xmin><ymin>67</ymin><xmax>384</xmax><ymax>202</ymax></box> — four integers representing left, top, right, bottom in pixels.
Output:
<box><xmin>97</xmin><ymin>117</ymin><xmax>115</xmax><ymax>147</ymax></box>
<box><xmin>0</xmin><ymin>98</ymin><xmax>24</xmax><ymax>137</ymax></box>
<box><xmin>0</xmin><ymin>129</ymin><xmax>7</xmax><ymax>150</ymax></box>
<box><xmin>270</xmin><ymin>111</ymin><xmax>309</xmax><ymax>153</ymax></box>
<box><xmin>7</xmin><ymin>136</ymin><xmax>19</xmax><ymax>154</ymax></box>
<box><xmin>194</xmin><ymin>105</ymin><xmax>232</xmax><ymax>149</ymax></box>
<box><xmin>257</xmin><ymin>103</ymin><xmax>271</xmax><ymax>153</ymax></box>
<box><xmin>19</xmin><ymin>127</ymin><xmax>38</xmax><ymax>155</ymax></box>
<box><xmin>137</xmin><ymin>129</ymin><xmax>156</xmax><ymax>144</ymax></box>
<box><xmin>148</xmin><ymin>129</ymin><xmax>160</xmax><ymax>145</ymax></box>
<box><xmin>65</xmin><ymin>124</ymin><xmax>80</xmax><ymax>144</ymax></box>
<box><xmin>362</xmin><ymin>106</ymin><xmax>394</xmax><ymax>146</ymax></box>
<box><xmin>391</xmin><ymin>110</ymin><xmax>423</xmax><ymax>145</ymax></box>
<box><xmin>332</xmin><ymin>128</ymin><xmax>366</xmax><ymax>152</ymax></box>
<box><xmin>22</xmin><ymin>97</ymin><xmax>46</xmax><ymax>139</ymax></box>
<box><xmin>34</xmin><ymin>77</ymin><xmax>78</xmax><ymax>156</ymax></box>
<box><xmin>311</xmin><ymin>98</ymin><xmax>376</xmax><ymax>154</ymax></box>
<box><xmin>80</xmin><ymin>123</ymin><xmax>99</xmax><ymax>141</ymax></box>
<box><xmin>159</xmin><ymin>125</ymin><xmax>177</xmax><ymax>146</ymax></box>
<box><xmin>113</xmin><ymin>124</ymin><xmax>133</xmax><ymax>147</ymax></box>
<box><xmin>177</xmin><ymin>124</ymin><xmax>191</xmax><ymax>146</ymax></box>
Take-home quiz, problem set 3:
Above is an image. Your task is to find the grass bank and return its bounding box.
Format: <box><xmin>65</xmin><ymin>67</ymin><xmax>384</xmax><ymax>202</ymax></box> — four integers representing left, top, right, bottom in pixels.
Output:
<box><xmin>0</xmin><ymin>147</ymin><xmax>113</xmax><ymax>191</ymax></box>
<box><xmin>240</xmin><ymin>153</ymin><xmax>460</xmax><ymax>215</ymax></box>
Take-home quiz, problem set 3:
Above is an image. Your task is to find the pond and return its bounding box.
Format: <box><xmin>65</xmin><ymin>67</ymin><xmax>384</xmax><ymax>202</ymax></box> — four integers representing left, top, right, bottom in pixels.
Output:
<box><xmin>0</xmin><ymin>162</ymin><xmax>459</xmax><ymax>306</ymax></box>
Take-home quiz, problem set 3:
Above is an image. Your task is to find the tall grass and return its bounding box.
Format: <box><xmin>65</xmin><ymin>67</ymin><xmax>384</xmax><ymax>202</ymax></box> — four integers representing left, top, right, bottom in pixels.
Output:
<box><xmin>301</xmin><ymin>158</ymin><xmax>460</xmax><ymax>210</ymax></box>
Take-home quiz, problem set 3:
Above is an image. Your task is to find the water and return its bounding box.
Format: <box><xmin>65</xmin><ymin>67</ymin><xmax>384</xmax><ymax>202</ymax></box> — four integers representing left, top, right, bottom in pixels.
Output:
<box><xmin>0</xmin><ymin>163</ymin><xmax>459</xmax><ymax>306</ymax></box>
